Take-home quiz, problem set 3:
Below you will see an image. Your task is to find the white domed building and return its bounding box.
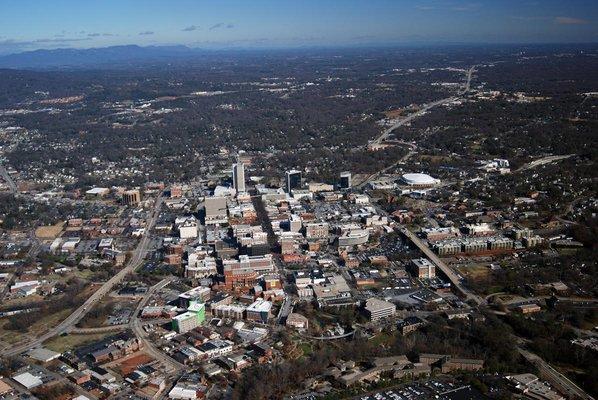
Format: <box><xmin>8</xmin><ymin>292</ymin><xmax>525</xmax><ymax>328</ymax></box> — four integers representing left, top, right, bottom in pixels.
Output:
<box><xmin>400</xmin><ymin>173</ymin><xmax>440</xmax><ymax>188</ymax></box>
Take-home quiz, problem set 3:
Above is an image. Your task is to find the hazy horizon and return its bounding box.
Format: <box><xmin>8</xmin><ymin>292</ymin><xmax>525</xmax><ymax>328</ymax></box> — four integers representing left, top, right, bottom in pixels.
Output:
<box><xmin>1</xmin><ymin>0</ymin><xmax>597</xmax><ymax>55</ymax></box>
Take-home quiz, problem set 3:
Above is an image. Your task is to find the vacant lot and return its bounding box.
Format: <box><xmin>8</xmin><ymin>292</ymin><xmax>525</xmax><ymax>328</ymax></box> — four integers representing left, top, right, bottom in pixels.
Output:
<box><xmin>44</xmin><ymin>332</ymin><xmax>113</xmax><ymax>353</ymax></box>
<box><xmin>107</xmin><ymin>352</ymin><xmax>154</xmax><ymax>375</ymax></box>
<box><xmin>35</xmin><ymin>222</ymin><xmax>65</xmax><ymax>239</ymax></box>
<box><xmin>455</xmin><ymin>264</ymin><xmax>491</xmax><ymax>280</ymax></box>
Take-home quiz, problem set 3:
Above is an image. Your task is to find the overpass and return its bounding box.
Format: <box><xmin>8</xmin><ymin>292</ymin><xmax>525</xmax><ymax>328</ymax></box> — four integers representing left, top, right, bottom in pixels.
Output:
<box><xmin>398</xmin><ymin>226</ymin><xmax>485</xmax><ymax>305</ymax></box>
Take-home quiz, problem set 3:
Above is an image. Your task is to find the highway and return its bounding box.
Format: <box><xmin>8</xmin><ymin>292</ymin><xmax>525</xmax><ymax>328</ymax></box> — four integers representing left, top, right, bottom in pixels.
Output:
<box><xmin>4</xmin><ymin>194</ymin><xmax>165</xmax><ymax>357</ymax></box>
<box><xmin>368</xmin><ymin>65</ymin><xmax>476</xmax><ymax>148</ymax></box>
<box><xmin>358</xmin><ymin>65</ymin><xmax>484</xmax><ymax>304</ymax></box>
<box><xmin>462</xmin><ymin>65</ymin><xmax>476</xmax><ymax>93</ymax></box>
<box><xmin>515</xmin><ymin>154</ymin><xmax>575</xmax><ymax>173</ymax></box>
<box><xmin>518</xmin><ymin>348</ymin><xmax>595</xmax><ymax>400</ymax></box>
<box><xmin>0</xmin><ymin>163</ymin><xmax>17</xmax><ymax>193</ymax></box>
<box><xmin>370</xmin><ymin>96</ymin><xmax>457</xmax><ymax>147</ymax></box>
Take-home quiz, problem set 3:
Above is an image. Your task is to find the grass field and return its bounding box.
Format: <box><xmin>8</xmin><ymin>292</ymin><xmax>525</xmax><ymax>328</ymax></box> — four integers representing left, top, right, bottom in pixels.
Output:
<box><xmin>455</xmin><ymin>264</ymin><xmax>491</xmax><ymax>280</ymax></box>
<box><xmin>299</xmin><ymin>342</ymin><xmax>313</xmax><ymax>356</ymax></box>
<box><xmin>0</xmin><ymin>286</ymin><xmax>99</xmax><ymax>348</ymax></box>
<box><xmin>44</xmin><ymin>332</ymin><xmax>113</xmax><ymax>353</ymax></box>
<box><xmin>0</xmin><ymin>308</ymin><xmax>73</xmax><ymax>349</ymax></box>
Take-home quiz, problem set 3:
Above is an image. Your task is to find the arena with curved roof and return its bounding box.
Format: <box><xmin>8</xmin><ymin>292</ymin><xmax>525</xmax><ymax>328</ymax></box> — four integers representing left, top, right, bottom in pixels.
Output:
<box><xmin>400</xmin><ymin>173</ymin><xmax>440</xmax><ymax>187</ymax></box>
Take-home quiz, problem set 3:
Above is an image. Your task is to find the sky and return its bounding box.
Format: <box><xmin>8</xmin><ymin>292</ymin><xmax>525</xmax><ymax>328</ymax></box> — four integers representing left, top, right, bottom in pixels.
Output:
<box><xmin>0</xmin><ymin>0</ymin><xmax>597</xmax><ymax>55</ymax></box>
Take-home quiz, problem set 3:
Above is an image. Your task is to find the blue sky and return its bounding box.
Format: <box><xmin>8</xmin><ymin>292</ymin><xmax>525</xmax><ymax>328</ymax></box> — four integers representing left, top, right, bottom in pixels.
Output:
<box><xmin>0</xmin><ymin>0</ymin><xmax>597</xmax><ymax>54</ymax></box>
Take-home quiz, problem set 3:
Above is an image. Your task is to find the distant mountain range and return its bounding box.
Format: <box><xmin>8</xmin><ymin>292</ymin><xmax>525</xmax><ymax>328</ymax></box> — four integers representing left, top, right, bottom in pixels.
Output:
<box><xmin>0</xmin><ymin>45</ymin><xmax>207</xmax><ymax>69</ymax></box>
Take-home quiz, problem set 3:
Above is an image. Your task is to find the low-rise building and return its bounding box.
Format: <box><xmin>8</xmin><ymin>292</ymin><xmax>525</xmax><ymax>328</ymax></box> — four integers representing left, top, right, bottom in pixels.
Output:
<box><xmin>397</xmin><ymin>316</ymin><xmax>426</xmax><ymax>335</ymax></box>
<box><xmin>507</xmin><ymin>374</ymin><xmax>564</xmax><ymax>400</ymax></box>
<box><xmin>198</xmin><ymin>339</ymin><xmax>234</xmax><ymax>359</ymax></box>
<box><xmin>172</xmin><ymin>303</ymin><xmax>206</xmax><ymax>334</ymax></box>
<box><xmin>245</xmin><ymin>299</ymin><xmax>272</xmax><ymax>324</ymax></box>
<box><xmin>305</xmin><ymin>222</ymin><xmax>329</xmax><ymax>239</ymax></box>
<box><xmin>338</xmin><ymin>230</ymin><xmax>369</xmax><ymax>247</ymax></box>
<box><xmin>286</xmin><ymin>313</ymin><xmax>309</xmax><ymax>330</ymax></box>
<box><xmin>364</xmin><ymin>298</ymin><xmax>396</xmax><ymax>321</ymax></box>
<box><xmin>409</xmin><ymin>258</ymin><xmax>436</xmax><ymax>279</ymax></box>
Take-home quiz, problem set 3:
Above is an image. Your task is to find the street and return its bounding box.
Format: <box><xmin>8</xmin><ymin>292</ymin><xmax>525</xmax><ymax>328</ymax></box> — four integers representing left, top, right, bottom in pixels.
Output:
<box><xmin>4</xmin><ymin>194</ymin><xmax>165</xmax><ymax>357</ymax></box>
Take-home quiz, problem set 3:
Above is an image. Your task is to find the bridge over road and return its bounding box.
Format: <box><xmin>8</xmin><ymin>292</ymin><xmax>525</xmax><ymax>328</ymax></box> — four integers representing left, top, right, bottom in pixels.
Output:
<box><xmin>398</xmin><ymin>226</ymin><xmax>485</xmax><ymax>306</ymax></box>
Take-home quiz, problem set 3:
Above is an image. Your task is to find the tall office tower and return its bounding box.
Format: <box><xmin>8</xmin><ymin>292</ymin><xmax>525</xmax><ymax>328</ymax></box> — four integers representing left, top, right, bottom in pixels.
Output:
<box><xmin>285</xmin><ymin>170</ymin><xmax>302</xmax><ymax>193</ymax></box>
<box><xmin>339</xmin><ymin>171</ymin><xmax>352</xmax><ymax>189</ymax></box>
<box><xmin>233</xmin><ymin>161</ymin><xmax>246</xmax><ymax>193</ymax></box>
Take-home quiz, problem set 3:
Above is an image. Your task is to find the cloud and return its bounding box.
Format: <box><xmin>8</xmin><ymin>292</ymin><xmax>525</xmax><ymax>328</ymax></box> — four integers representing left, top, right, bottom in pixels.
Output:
<box><xmin>139</xmin><ymin>31</ymin><xmax>155</xmax><ymax>35</ymax></box>
<box><xmin>414</xmin><ymin>3</ymin><xmax>479</xmax><ymax>12</ymax></box>
<box><xmin>451</xmin><ymin>3</ymin><xmax>480</xmax><ymax>11</ymax></box>
<box><xmin>510</xmin><ymin>15</ymin><xmax>550</xmax><ymax>21</ymax></box>
<box><xmin>209</xmin><ymin>22</ymin><xmax>234</xmax><ymax>31</ymax></box>
<box><xmin>88</xmin><ymin>32</ymin><xmax>116</xmax><ymax>37</ymax></box>
<box><xmin>182</xmin><ymin>25</ymin><xmax>200</xmax><ymax>32</ymax></box>
<box><xmin>31</xmin><ymin>37</ymin><xmax>91</xmax><ymax>44</ymax></box>
<box><xmin>555</xmin><ymin>16</ymin><xmax>589</xmax><ymax>25</ymax></box>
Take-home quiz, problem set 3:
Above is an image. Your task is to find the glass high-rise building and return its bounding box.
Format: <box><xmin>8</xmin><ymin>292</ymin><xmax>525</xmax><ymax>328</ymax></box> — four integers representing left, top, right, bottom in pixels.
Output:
<box><xmin>285</xmin><ymin>170</ymin><xmax>302</xmax><ymax>193</ymax></box>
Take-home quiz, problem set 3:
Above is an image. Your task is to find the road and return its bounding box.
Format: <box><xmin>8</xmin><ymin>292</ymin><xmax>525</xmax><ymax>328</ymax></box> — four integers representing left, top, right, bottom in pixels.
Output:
<box><xmin>370</xmin><ymin>96</ymin><xmax>458</xmax><ymax>147</ymax></box>
<box><xmin>462</xmin><ymin>65</ymin><xmax>476</xmax><ymax>93</ymax></box>
<box><xmin>358</xmin><ymin>65</ymin><xmax>484</xmax><ymax>304</ymax></box>
<box><xmin>69</xmin><ymin>325</ymin><xmax>128</xmax><ymax>334</ymax></box>
<box><xmin>398</xmin><ymin>226</ymin><xmax>485</xmax><ymax>305</ymax></box>
<box><xmin>516</xmin><ymin>154</ymin><xmax>575</xmax><ymax>173</ymax></box>
<box><xmin>518</xmin><ymin>348</ymin><xmax>594</xmax><ymax>400</ymax></box>
<box><xmin>11</xmin><ymin>354</ymin><xmax>99</xmax><ymax>400</ymax></box>
<box><xmin>368</xmin><ymin>65</ymin><xmax>476</xmax><ymax>148</ymax></box>
<box><xmin>131</xmin><ymin>276</ymin><xmax>174</xmax><ymax>319</ymax></box>
<box><xmin>277</xmin><ymin>295</ymin><xmax>294</xmax><ymax>324</ymax></box>
<box><xmin>0</xmin><ymin>163</ymin><xmax>17</xmax><ymax>193</ymax></box>
<box><xmin>555</xmin><ymin>196</ymin><xmax>585</xmax><ymax>226</ymax></box>
<box><xmin>130</xmin><ymin>277</ymin><xmax>186</xmax><ymax>373</ymax></box>
<box><xmin>0</xmin><ymin>272</ymin><xmax>14</xmax><ymax>299</ymax></box>
<box><xmin>363</xmin><ymin>189</ymin><xmax>484</xmax><ymax>305</ymax></box>
<box><xmin>4</xmin><ymin>195</ymin><xmax>164</xmax><ymax>357</ymax></box>
<box><xmin>356</xmin><ymin>142</ymin><xmax>417</xmax><ymax>189</ymax></box>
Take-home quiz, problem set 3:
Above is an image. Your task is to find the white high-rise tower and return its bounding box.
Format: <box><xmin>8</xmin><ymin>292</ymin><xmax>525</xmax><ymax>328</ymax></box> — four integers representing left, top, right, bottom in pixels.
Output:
<box><xmin>232</xmin><ymin>160</ymin><xmax>246</xmax><ymax>193</ymax></box>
